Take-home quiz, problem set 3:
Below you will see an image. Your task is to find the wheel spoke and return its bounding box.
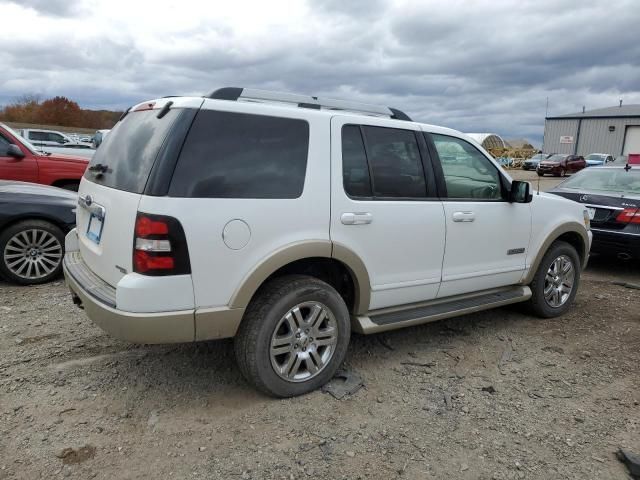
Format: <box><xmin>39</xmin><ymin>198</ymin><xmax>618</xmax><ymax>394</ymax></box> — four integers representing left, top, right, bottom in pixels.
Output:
<box><xmin>291</xmin><ymin>307</ymin><xmax>304</xmax><ymax>329</ymax></box>
<box><xmin>305</xmin><ymin>355</ymin><xmax>320</xmax><ymax>375</ymax></box>
<box><xmin>307</xmin><ymin>304</ymin><xmax>326</xmax><ymax>329</ymax></box>
<box><xmin>287</xmin><ymin>355</ymin><xmax>303</xmax><ymax>378</ymax></box>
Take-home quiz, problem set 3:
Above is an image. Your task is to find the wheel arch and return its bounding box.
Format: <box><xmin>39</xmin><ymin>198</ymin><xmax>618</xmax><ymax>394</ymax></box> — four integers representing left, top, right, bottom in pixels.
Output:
<box><xmin>522</xmin><ymin>222</ymin><xmax>589</xmax><ymax>284</ymax></box>
<box><xmin>228</xmin><ymin>241</ymin><xmax>371</xmax><ymax>315</ymax></box>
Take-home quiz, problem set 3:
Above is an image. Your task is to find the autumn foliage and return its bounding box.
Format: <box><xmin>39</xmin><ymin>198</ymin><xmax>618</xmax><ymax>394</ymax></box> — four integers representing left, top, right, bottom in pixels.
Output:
<box><xmin>0</xmin><ymin>95</ymin><xmax>122</xmax><ymax>129</ymax></box>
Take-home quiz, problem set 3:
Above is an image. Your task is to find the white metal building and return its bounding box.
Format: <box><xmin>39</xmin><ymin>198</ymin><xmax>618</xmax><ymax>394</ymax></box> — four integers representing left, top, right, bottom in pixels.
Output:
<box><xmin>543</xmin><ymin>104</ymin><xmax>640</xmax><ymax>156</ymax></box>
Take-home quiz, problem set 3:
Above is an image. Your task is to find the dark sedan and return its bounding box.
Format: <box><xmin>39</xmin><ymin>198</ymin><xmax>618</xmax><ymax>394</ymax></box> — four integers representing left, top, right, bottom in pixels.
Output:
<box><xmin>0</xmin><ymin>181</ymin><xmax>76</xmax><ymax>284</ymax></box>
<box><xmin>522</xmin><ymin>153</ymin><xmax>551</xmax><ymax>171</ymax></box>
<box><xmin>537</xmin><ymin>154</ymin><xmax>586</xmax><ymax>177</ymax></box>
<box><xmin>549</xmin><ymin>166</ymin><xmax>640</xmax><ymax>260</ymax></box>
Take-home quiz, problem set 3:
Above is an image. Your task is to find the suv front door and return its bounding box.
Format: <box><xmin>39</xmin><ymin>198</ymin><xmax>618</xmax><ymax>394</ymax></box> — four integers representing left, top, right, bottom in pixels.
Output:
<box><xmin>330</xmin><ymin>116</ymin><xmax>446</xmax><ymax>311</ymax></box>
<box><xmin>0</xmin><ymin>133</ymin><xmax>38</xmax><ymax>183</ymax></box>
<box><xmin>426</xmin><ymin>132</ymin><xmax>532</xmax><ymax>298</ymax></box>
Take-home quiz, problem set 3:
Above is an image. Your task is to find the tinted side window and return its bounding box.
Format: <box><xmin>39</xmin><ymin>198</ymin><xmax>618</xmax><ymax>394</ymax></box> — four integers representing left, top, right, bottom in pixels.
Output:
<box><xmin>362</xmin><ymin>126</ymin><xmax>426</xmax><ymax>198</ymax></box>
<box><xmin>29</xmin><ymin>131</ymin><xmax>47</xmax><ymax>141</ymax></box>
<box><xmin>341</xmin><ymin>125</ymin><xmax>372</xmax><ymax>197</ymax></box>
<box><xmin>431</xmin><ymin>134</ymin><xmax>503</xmax><ymax>200</ymax></box>
<box><xmin>0</xmin><ymin>134</ymin><xmax>10</xmax><ymax>156</ymax></box>
<box><xmin>169</xmin><ymin>110</ymin><xmax>309</xmax><ymax>199</ymax></box>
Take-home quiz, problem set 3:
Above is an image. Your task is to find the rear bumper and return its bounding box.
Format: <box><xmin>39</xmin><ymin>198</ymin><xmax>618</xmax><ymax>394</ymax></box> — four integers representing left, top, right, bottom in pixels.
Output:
<box><xmin>591</xmin><ymin>228</ymin><xmax>640</xmax><ymax>259</ymax></box>
<box><xmin>63</xmin><ymin>231</ymin><xmax>244</xmax><ymax>343</ymax></box>
<box><xmin>64</xmin><ymin>252</ymin><xmax>196</xmax><ymax>343</ymax></box>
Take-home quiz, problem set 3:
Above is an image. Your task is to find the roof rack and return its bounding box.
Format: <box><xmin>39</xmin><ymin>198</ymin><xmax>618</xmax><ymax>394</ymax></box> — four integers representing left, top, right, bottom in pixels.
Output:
<box><xmin>206</xmin><ymin>87</ymin><xmax>412</xmax><ymax>121</ymax></box>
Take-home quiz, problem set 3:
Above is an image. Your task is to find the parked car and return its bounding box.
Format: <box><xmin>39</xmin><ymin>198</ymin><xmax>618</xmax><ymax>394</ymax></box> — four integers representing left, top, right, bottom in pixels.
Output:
<box><xmin>20</xmin><ymin>128</ymin><xmax>92</xmax><ymax>149</ymax></box>
<box><xmin>537</xmin><ymin>154</ymin><xmax>586</xmax><ymax>177</ymax></box>
<box><xmin>584</xmin><ymin>153</ymin><xmax>614</xmax><ymax>167</ymax></box>
<box><xmin>91</xmin><ymin>129</ymin><xmax>110</xmax><ymax>148</ymax></box>
<box><xmin>522</xmin><ymin>153</ymin><xmax>551</xmax><ymax>170</ymax></box>
<box><xmin>63</xmin><ymin>88</ymin><xmax>592</xmax><ymax>397</ymax></box>
<box><xmin>0</xmin><ymin>123</ymin><xmax>89</xmax><ymax>191</ymax></box>
<box><xmin>0</xmin><ymin>181</ymin><xmax>76</xmax><ymax>284</ymax></box>
<box><xmin>549</xmin><ymin>166</ymin><xmax>639</xmax><ymax>260</ymax></box>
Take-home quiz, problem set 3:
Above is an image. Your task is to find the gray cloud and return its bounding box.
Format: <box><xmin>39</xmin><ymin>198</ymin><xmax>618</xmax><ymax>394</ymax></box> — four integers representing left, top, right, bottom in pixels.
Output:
<box><xmin>2</xmin><ymin>0</ymin><xmax>84</xmax><ymax>17</ymax></box>
<box><xmin>1</xmin><ymin>0</ymin><xmax>639</xmax><ymax>145</ymax></box>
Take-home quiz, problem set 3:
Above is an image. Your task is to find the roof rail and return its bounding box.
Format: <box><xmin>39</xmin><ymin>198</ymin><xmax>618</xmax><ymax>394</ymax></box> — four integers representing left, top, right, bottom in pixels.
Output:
<box><xmin>206</xmin><ymin>87</ymin><xmax>412</xmax><ymax>121</ymax></box>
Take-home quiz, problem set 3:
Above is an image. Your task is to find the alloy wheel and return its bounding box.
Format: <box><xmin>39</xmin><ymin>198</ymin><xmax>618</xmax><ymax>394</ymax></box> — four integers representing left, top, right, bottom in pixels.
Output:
<box><xmin>543</xmin><ymin>255</ymin><xmax>575</xmax><ymax>308</ymax></box>
<box><xmin>269</xmin><ymin>301</ymin><xmax>338</xmax><ymax>382</ymax></box>
<box><xmin>3</xmin><ymin>229</ymin><xmax>63</xmax><ymax>280</ymax></box>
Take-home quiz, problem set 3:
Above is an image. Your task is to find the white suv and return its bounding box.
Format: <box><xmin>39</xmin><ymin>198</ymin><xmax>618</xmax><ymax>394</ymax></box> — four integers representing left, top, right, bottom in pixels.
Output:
<box><xmin>63</xmin><ymin>88</ymin><xmax>592</xmax><ymax>397</ymax></box>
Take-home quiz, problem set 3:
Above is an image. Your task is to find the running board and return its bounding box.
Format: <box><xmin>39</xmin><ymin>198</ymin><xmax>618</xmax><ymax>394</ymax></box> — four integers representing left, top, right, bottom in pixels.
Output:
<box><xmin>353</xmin><ymin>286</ymin><xmax>531</xmax><ymax>334</ymax></box>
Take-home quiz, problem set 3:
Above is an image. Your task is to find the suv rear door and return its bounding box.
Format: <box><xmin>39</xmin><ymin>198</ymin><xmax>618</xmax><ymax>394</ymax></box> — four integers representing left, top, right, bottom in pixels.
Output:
<box><xmin>76</xmin><ymin>99</ymin><xmax>199</xmax><ymax>287</ymax></box>
<box><xmin>425</xmin><ymin>132</ymin><xmax>532</xmax><ymax>298</ymax></box>
<box><xmin>330</xmin><ymin>115</ymin><xmax>446</xmax><ymax>311</ymax></box>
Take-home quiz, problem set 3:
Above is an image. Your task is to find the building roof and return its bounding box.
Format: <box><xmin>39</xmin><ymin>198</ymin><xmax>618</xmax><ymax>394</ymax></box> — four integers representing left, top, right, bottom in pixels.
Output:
<box><xmin>505</xmin><ymin>138</ymin><xmax>536</xmax><ymax>149</ymax></box>
<box><xmin>466</xmin><ymin>133</ymin><xmax>505</xmax><ymax>149</ymax></box>
<box><xmin>546</xmin><ymin>104</ymin><xmax>640</xmax><ymax>120</ymax></box>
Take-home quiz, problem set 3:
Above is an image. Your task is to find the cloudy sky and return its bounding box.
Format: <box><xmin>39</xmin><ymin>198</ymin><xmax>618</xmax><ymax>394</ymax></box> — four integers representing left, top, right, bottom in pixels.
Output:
<box><xmin>1</xmin><ymin>0</ymin><xmax>639</xmax><ymax>144</ymax></box>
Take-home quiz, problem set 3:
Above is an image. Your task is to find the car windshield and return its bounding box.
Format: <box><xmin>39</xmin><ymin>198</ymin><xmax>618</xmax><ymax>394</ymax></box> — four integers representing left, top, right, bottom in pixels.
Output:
<box><xmin>1</xmin><ymin>124</ymin><xmax>40</xmax><ymax>155</ymax></box>
<box><xmin>586</xmin><ymin>154</ymin><xmax>606</xmax><ymax>160</ymax></box>
<box><xmin>530</xmin><ymin>154</ymin><xmax>545</xmax><ymax>160</ymax></box>
<box><xmin>559</xmin><ymin>168</ymin><xmax>640</xmax><ymax>195</ymax></box>
<box><xmin>547</xmin><ymin>154</ymin><xmax>566</xmax><ymax>162</ymax></box>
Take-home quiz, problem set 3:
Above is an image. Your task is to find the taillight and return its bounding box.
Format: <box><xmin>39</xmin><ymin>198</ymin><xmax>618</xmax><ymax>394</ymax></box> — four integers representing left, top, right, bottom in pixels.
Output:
<box><xmin>133</xmin><ymin>213</ymin><xmax>190</xmax><ymax>276</ymax></box>
<box><xmin>616</xmin><ymin>208</ymin><xmax>640</xmax><ymax>224</ymax></box>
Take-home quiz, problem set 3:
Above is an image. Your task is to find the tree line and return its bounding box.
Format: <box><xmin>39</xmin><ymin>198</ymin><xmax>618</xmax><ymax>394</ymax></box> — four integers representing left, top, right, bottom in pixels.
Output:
<box><xmin>0</xmin><ymin>95</ymin><xmax>122</xmax><ymax>129</ymax></box>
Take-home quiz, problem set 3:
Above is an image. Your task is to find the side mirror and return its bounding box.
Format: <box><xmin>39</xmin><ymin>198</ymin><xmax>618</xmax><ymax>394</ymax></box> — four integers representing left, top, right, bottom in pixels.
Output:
<box><xmin>7</xmin><ymin>144</ymin><xmax>25</xmax><ymax>159</ymax></box>
<box><xmin>509</xmin><ymin>180</ymin><xmax>532</xmax><ymax>203</ymax></box>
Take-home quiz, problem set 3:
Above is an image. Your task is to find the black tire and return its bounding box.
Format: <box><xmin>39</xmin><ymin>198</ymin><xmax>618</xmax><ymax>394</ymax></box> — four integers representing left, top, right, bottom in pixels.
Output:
<box><xmin>57</xmin><ymin>181</ymin><xmax>80</xmax><ymax>192</ymax></box>
<box><xmin>0</xmin><ymin>220</ymin><xmax>65</xmax><ymax>285</ymax></box>
<box><xmin>235</xmin><ymin>274</ymin><xmax>351</xmax><ymax>397</ymax></box>
<box><xmin>527</xmin><ymin>241</ymin><xmax>580</xmax><ymax>318</ymax></box>
<box><xmin>559</xmin><ymin>168</ymin><xmax>566</xmax><ymax>177</ymax></box>
<box><xmin>536</xmin><ymin>171</ymin><xmax>544</xmax><ymax>177</ymax></box>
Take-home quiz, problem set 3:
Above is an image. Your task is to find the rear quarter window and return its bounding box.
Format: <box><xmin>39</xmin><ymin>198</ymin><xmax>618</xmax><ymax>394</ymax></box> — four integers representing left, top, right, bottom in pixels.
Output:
<box><xmin>168</xmin><ymin>110</ymin><xmax>309</xmax><ymax>199</ymax></box>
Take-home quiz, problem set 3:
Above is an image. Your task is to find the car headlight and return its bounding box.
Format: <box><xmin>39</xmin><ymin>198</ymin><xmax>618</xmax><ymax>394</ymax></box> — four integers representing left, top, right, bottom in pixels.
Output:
<box><xmin>583</xmin><ymin>209</ymin><xmax>591</xmax><ymax>230</ymax></box>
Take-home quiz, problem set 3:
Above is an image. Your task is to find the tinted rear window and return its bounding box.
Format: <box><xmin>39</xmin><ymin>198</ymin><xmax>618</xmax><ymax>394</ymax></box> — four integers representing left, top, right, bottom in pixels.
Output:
<box><xmin>168</xmin><ymin>110</ymin><xmax>309</xmax><ymax>198</ymax></box>
<box><xmin>84</xmin><ymin>109</ymin><xmax>180</xmax><ymax>193</ymax></box>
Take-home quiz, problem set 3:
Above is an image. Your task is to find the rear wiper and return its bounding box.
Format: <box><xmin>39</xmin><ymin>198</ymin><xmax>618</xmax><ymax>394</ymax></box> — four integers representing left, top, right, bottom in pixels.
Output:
<box><xmin>87</xmin><ymin>164</ymin><xmax>110</xmax><ymax>179</ymax></box>
<box><xmin>88</xmin><ymin>163</ymin><xmax>109</xmax><ymax>173</ymax></box>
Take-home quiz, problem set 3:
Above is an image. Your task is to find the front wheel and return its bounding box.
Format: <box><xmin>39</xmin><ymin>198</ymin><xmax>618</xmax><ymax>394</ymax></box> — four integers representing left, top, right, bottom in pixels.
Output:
<box><xmin>235</xmin><ymin>275</ymin><xmax>351</xmax><ymax>397</ymax></box>
<box><xmin>536</xmin><ymin>171</ymin><xmax>544</xmax><ymax>177</ymax></box>
<box><xmin>527</xmin><ymin>241</ymin><xmax>580</xmax><ymax>318</ymax></box>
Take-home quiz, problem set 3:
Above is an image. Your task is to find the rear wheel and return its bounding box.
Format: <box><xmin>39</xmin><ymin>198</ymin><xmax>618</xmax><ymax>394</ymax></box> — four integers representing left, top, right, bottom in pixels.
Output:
<box><xmin>0</xmin><ymin>220</ymin><xmax>65</xmax><ymax>285</ymax></box>
<box><xmin>235</xmin><ymin>275</ymin><xmax>351</xmax><ymax>397</ymax></box>
<box><xmin>527</xmin><ymin>241</ymin><xmax>580</xmax><ymax>318</ymax></box>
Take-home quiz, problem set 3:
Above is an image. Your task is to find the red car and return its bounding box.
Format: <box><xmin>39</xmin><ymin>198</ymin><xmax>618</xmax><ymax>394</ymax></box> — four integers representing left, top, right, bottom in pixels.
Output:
<box><xmin>0</xmin><ymin>123</ymin><xmax>89</xmax><ymax>190</ymax></box>
<box><xmin>536</xmin><ymin>154</ymin><xmax>586</xmax><ymax>177</ymax></box>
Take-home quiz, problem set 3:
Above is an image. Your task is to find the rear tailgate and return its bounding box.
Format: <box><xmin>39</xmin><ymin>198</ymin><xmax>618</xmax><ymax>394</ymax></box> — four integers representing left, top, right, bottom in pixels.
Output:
<box><xmin>76</xmin><ymin>97</ymin><xmax>202</xmax><ymax>287</ymax></box>
<box><xmin>76</xmin><ymin>180</ymin><xmax>141</xmax><ymax>287</ymax></box>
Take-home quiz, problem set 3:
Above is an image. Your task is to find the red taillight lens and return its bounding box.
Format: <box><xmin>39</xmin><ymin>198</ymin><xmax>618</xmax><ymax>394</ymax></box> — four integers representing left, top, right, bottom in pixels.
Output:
<box><xmin>133</xmin><ymin>213</ymin><xmax>190</xmax><ymax>276</ymax></box>
<box><xmin>616</xmin><ymin>208</ymin><xmax>640</xmax><ymax>224</ymax></box>
<box><xmin>133</xmin><ymin>250</ymin><xmax>175</xmax><ymax>273</ymax></box>
<box><xmin>135</xmin><ymin>215</ymin><xmax>169</xmax><ymax>236</ymax></box>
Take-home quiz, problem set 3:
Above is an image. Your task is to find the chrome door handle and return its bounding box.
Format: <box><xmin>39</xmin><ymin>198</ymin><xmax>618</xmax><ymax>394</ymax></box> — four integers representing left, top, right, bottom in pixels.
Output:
<box><xmin>341</xmin><ymin>212</ymin><xmax>373</xmax><ymax>225</ymax></box>
<box><xmin>452</xmin><ymin>211</ymin><xmax>475</xmax><ymax>222</ymax></box>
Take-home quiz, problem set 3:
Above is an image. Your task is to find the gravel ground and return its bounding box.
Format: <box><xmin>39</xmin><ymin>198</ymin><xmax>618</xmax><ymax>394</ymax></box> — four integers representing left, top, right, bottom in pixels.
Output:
<box><xmin>1</xmin><ymin>256</ymin><xmax>638</xmax><ymax>479</ymax></box>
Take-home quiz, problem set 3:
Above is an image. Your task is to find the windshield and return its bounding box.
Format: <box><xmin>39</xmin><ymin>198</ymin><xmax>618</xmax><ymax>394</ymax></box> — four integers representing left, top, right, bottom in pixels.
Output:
<box><xmin>530</xmin><ymin>154</ymin><xmax>545</xmax><ymax>161</ymax></box>
<box><xmin>559</xmin><ymin>168</ymin><xmax>640</xmax><ymax>195</ymax></box>
<box><xmin>1</xmin><ymin>124</ymin><xmax>40</xmax><ymax>155</ymax></box>
<box><xmin>547</xmin><ymin>154</ymin><xmax>566</xmax><ymax>162</ymax></box>
<box><xmin>586</xmin><ymin>154</ymin><xmax>606</xmax><ymax>160</ymax></box>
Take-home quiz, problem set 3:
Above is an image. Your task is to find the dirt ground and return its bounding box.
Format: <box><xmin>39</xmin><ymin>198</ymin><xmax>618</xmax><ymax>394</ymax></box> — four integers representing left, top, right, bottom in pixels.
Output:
<box><xmin>1</xmin><ymin>256</ymin><xmax>639</xmax><ymax>480</ymax></box>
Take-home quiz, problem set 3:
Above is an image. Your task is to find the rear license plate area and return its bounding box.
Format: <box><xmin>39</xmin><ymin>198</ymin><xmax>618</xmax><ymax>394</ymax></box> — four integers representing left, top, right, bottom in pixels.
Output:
<box><xmin>86</xmin><ymin>213</ymin><xmax>105</xmax><ymax>244</ymax></box>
